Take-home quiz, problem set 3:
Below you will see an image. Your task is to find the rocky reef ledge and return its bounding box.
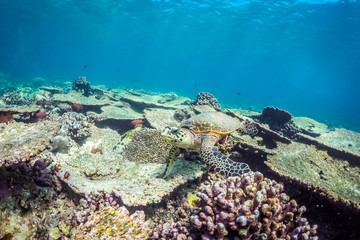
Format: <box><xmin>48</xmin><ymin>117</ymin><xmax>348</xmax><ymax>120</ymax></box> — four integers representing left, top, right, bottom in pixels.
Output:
<box><xmin>0</xmin><ymin>78</ymin><xmax>359</xmax><ymax>239</ymax></box>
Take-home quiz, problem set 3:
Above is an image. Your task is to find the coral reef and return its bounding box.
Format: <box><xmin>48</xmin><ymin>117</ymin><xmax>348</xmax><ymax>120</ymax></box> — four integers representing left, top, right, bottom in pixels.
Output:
<box><xmin>51</xmin><ymin>128</ymin><xmax>72</xmax><ymax>153</ymax></box>
<box><xmin>123</xmin><ymin>127</ymin><xmax>172</xmax><ymax>164</ymax></box>
<box><xmin>257</xmin><ymin>107</ymin><xmax>298</xmax><ymax>139</ymax></box>
<box><xmin>34</xmin><ymin>110</ymin><xmax>49</xmax><ymax>121</ymax></box>
<box><xmin>267</xmin><ymin>141</ymin><xmax>360</xmax><ymax>210</ymax></box>
<box><xmin>151</xmin><ymin>172</ymin><xmax>318</xmax><ymax>240</ymax></box>
<box><xmin>77</xmin><ymin>204</ymin><xmax>151</xmax><ymax>239</ymax></box>
<box><xmin>3</xmin><ymin>82</ymin><xmax>360</xmax><ymax>239</ymax></box>
<box><xmin>0</xmin><ymin>72</ymin><xmax>18</xmax><ymax>96</ymax></box>
<box><xmin>190</xmin><ymin>92</ymin><xmax>221</xmax><ymax>110</ymax></box>
<box><xmin>292</xmin><ymin>117</ymin><xmax>329</xmax><ymax>137</ymax></box>
<box><xmin>1</xmin><ymin>87</ymin><xmax>35</xmax><ymax>106</ymax></box>
<box><xmin>0</xmin><ymin>157</ymin><xmax>58</xmax><ymax>212</ymax></box>
<box><xmin>258</xmin><ymin>107</ymin><xmax>292</xmax><ymax>126</ymax></box>
<box><xmin>0</xmin><ymin>111</ymin><xmax>13</xmax><ymax>123</ymax></box>
<box><xmin>131</xmin><ymin>118</ymin><xmax>144</xmax><ymax>126</ymax></box>
<box><xmin>145</xmin><ymin>108</ymin><xmax>181</xmax><ymax>131</ymax></box>
<box><xmin>61</xmin><ymin>112</ymin><xmax>91</xmax><ymax>140</ymax></box>
<box><xmin>0</xmin><ymin>121</ymin><xmax>60</xmax><ymax>160</ymax></box>
<box><xmin>72</xmin><ymin>76</ymin><xmax>94</xmax><ymax>97</ymax></box>
<box><xmin>70</xmin><ymin>103</ymin><xmax>85</xmax><ymax>112</ymax></box>
<box><xmin>316</xmin><ymin>128</ymin><xmax>360</xmax><ymax>156</ymax></box>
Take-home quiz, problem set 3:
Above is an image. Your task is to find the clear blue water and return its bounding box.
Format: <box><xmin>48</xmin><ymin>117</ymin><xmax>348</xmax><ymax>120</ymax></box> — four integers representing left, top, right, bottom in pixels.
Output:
<box><xmin>0</xmin><ymin>0</ymin><xmax>359</xmax><ymax>131</ymax></box>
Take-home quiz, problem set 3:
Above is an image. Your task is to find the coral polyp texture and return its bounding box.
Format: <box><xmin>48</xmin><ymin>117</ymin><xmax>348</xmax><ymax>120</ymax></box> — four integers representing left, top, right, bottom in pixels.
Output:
<box><xmin>190</xmin><ymin>92</ymin><xmax>221</xmax><ymax>110</ymax></box>
<box><xmin>151</xmin><ymin>172</ymin><xmax>318</xmax><ymax>240</ymax></box>
<box><xmin>77</xmin><ymin>206</ymin><xmax>151</xmax><ymax>239</ymax></box>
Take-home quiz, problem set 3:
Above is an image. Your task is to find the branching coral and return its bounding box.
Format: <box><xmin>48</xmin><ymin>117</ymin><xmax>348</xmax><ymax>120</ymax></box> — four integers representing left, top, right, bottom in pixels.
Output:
<box><xmin>61</xmin><ymin>112</ymin><xmax>91</xmax><ymax>140</ymax></box>
<box><xmin>150</xmin><ymin>172</ymin><xmax>318</xmax><ymax>240</ymax></box>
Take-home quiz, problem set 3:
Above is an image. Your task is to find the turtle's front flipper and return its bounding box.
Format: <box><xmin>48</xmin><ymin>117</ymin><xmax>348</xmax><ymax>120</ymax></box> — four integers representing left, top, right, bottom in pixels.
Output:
<box><xmin>161</xmin><ymin>146</ymin><xmax>180</xmax><ymax>178</ymax></box>
<box><xmin>201</xmin><ymin>146</ymin><xmax>250</xmax><ymax>177</ymax></box>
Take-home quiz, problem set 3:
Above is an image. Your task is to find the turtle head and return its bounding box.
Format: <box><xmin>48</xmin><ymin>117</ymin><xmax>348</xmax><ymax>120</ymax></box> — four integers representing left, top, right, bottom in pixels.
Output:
<box><xmin>161</xmin><ymin>126</ymin><xmax>197</xmax><ymax>148</ymax></box>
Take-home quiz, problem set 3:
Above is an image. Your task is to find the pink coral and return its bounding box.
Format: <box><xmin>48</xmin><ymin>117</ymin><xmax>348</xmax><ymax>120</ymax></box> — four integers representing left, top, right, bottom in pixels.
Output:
<box><xmin>131</xmin><ymin>119</ymin><xmax>144</xmax><ymax>126</ymax></box>
<box><xmin>150</xmin><ymin>172</ymin><xmax>318</xmax><ymax>240</ymax></box>
<box><xmin>35</xmin><ymin>111</ymin><xmax>49</xmax><ymax>121</ymax></box>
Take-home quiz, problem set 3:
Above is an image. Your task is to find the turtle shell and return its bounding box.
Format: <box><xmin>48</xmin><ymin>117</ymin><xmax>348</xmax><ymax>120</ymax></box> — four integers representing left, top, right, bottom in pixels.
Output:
<box><xmin>182</xmin><ymin>111</ymin><xmax>241</xmax><ymax>135</ymax></box>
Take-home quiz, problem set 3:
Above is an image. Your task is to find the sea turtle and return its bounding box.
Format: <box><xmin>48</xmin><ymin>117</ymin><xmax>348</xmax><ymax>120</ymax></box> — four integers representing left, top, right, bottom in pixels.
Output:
<box><xmin>161</xmin><ymin>111</ymin><xmax>251</xmax><ymax>177</ymax></box>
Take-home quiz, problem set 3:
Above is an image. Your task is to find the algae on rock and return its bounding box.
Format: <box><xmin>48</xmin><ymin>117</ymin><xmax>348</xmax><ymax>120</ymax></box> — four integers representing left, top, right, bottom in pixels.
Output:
<box><xmin>267</xmin><ymin>142</ymin><xmax>360</xmax><ymax>208</ymax></box>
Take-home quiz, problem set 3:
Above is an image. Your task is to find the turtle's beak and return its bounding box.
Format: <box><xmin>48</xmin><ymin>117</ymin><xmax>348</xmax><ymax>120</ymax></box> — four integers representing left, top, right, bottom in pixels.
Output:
<box><xmin>161</xmin><ymin>126</ymin><xmax>172</xmax><ymax>138</ymax></box>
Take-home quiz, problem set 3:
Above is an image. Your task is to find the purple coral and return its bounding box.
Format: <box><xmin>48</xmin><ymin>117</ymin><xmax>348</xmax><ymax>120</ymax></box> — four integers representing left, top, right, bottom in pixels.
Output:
<box><xmin>150</xmin><ymin>172</ymin><xmax>318</xmax><ymax>240</ymax></box>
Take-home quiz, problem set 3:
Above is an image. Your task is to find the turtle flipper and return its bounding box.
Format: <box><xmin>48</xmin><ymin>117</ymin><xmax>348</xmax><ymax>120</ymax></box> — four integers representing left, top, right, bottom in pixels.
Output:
<box><xmin>201</xmin><ymin>146</ymin><xmax>250</xmax><ymax>177</ymax></box>
<box><xmin>161</xmin><ymin>146</ymin><xmax>180</xmax><ymax>178</ymax></box>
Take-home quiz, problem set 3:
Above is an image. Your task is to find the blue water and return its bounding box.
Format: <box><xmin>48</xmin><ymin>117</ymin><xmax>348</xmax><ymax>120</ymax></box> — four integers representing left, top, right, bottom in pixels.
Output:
<box><xmin>0</xmin><ymin>0</ymin><xmax>359</xmax><ymax>131</ymax></box>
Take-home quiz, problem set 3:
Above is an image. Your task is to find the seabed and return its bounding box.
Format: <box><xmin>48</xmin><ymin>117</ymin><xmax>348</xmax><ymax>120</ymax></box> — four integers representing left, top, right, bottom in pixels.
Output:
<box><xmin>0</xmin><ymin>76</ymin><xmax>359</xmax><ymax>239</ymax></box>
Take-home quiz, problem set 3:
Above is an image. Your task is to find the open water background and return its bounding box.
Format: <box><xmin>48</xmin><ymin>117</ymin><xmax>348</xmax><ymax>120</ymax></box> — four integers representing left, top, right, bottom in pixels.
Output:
<box><xmin>0</xmin><ymin>0</ymin><xmax>359</xmax><ymax>131</ymax></box>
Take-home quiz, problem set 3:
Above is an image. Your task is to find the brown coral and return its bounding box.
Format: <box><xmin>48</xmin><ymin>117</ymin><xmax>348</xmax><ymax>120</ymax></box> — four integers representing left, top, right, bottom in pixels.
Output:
<box><xmin>76</xmin><ymin>206</ymin><xmax>151</xmax><ymax>239</ymax></box>
<box><xmin>91</xmin><ymin>147</ymin><xmax>103</xmax><ymax>154</ymax></box>
<box><xmin>0</xmin><ymin>112</ymin><xmax>13</xmax><ymax>124</ymax></box>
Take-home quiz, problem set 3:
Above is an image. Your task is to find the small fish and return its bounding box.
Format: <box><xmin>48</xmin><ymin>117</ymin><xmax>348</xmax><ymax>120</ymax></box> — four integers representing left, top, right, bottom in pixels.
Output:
<box><xmin>237</xmin><ymin>92</ymin><xmax>241</xmax><ymax>96</ymax></box>
<box><xmin>117</xmin><ymin>69</ymin><xmax>120</xmax><ymax>72</ymax></box>
<box><xmin>194</xmin><ymin>84</ymin><xmax>197</xmax><ymax>88</ymax></box>
<box><xmin>84</xmin><ymin>65</ymin><xmax>87</xmax><ymax>68</ymax></box>
<box><xmin>64</xmin><ymin>87</ymin><xmax>71</xmax><ymax>93</ymax></box>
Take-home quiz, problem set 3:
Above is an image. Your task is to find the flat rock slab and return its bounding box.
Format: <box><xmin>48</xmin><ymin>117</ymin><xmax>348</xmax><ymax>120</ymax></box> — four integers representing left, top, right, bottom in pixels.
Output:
<box><xmin>40</xmin><ymin>86</ymin><xmax>64</xmax><ymax>94</ymax></box>
<box><xmin>58</xmin><ymin>158</ymin><xmax>203</xmax><ymax>207</ymax></box>
<box><xmin>118</xmin><ymin>90</ymin><xmax>190</xmax><ymax>110</ymax></box>
<box><xmin>52</xmin><ymin>91</ymin><xmax>111</xmax><ymax>106</ymax></box>
<box><xmin>292</xmin><ymin>117</ymin><xmax>330</xmax><ymax>136</ymax></box>
<box><xmin>55</xmin><ymin>125</ymin><xmax>204</xmax><ymax>207</ymax></box>
<box><xmin>267</xmin><ymin>142</ymin><xmax>360</xmax><ymax>208</ymax></box>
<box><xmin>99</xmin><ymin>105</ymin><xmax>143</xmax><ymax>120</ymax></box>
<box><xmin>0</xmin><ymin>104</ymin><xmax>41</xmax><ymax>114</ymax></box>
<box><xmin>315</xmin><ymin>128</ymin><xmax>360</xmax><ymax>156</ymax></box>
<box><xmin>144</xmin><ymin>108</ymin><xmax>181</xmax><ymax>131</ymax></box>
<box><xmin>0</xmin><ymin>121</ymin><xmax>61</xmax><ymax>160</ymax></box>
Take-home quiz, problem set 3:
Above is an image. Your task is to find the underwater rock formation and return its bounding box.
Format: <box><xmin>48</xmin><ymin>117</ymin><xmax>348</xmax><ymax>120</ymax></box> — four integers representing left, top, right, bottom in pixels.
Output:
<box><xmin>72</xmin><ymin>76</ymin><xmax>94</xmax><ymax>97</ymax></box>
<box><xmin>257</xmin><ymin>107</ymin><xmax>298</xmax><ymax>139</ymax></box>
<box><xmin>190</xmin><ymin>92</ymin><xmax>221</xmax><ymax>110</ymax></box>
<box><xmin>2</xmin><ymin>83</ymin><xmax>360</xmax><ymax>239</ymax></box>
<box><xmin>267</xmin><ymin>141</ymin><xmax>360</xmax><ymax>210</ymax></box>
<box><xmin>0</xmin><ymin>121</ymin><xmax>60</xmax><ymax>160</ymax></box>
<box><xmin>1</xmin><ymin>87</ymin><xmax>35</xmax><ymax>106</ymax></box>
<box><xmin>151</xmin><ymin>172</ymin><xmax>318</xmax><ymax>240</ymax></box>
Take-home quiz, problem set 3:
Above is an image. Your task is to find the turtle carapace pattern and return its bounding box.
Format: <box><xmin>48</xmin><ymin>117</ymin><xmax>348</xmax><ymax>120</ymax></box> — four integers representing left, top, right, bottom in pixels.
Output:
<box><xmin>161</xmin><ymin>111</ymin><xmax>251</xmax><ymax>178</ymax></box>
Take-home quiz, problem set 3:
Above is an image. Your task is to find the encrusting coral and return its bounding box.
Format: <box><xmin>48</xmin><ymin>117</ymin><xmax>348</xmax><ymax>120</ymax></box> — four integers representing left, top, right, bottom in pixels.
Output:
<box><xmin>150</xmin><ymin>172</ymin><xmax>318</xmax><ymax>240</ymax></box>
<box><xmin>75</xmin><ymin>191</ymin><xmax>151</xmax><ymax>239</ymax></box>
